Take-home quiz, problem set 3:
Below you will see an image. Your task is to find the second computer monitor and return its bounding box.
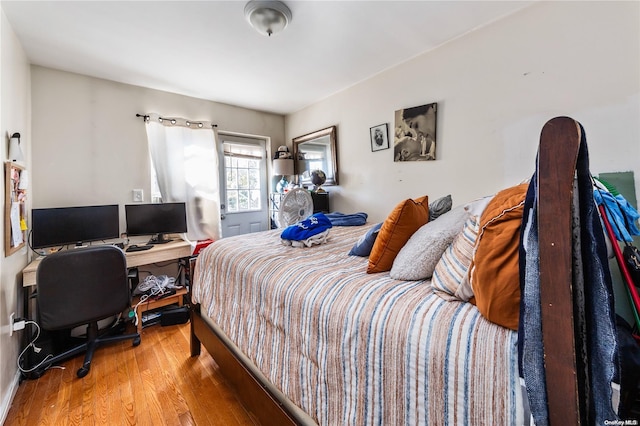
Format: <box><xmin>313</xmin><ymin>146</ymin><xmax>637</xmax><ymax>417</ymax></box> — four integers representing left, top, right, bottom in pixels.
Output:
<box><xmin>125</xmin><ymin>202</ymin><xmax>187</xmax><ymax>244</ymax></box>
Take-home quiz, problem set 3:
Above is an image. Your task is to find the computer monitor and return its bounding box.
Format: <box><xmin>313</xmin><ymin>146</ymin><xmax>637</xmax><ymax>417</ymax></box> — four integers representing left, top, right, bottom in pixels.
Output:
<box><xmin>125</xmin><ymin>202</ymin><xmax>187</xmax><ymax>244</ymax></box>
<box><xmin>31</xmin><ymin>204</ymin><xmax>120</xmax><ymax>249</ymax></box>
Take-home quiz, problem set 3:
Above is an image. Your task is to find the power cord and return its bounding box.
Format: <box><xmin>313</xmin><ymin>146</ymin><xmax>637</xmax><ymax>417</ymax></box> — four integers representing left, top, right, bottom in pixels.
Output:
<box><xmin>131</xmin><ymin>275</ymin><xmax>182</xmax><ymax>328</ymax></box>
<box><xmin>17</xmin><ymin>320</ymin><xmax>54</xmax><ymax>374</ymax></box>
<box><xmin>26</xmin><ymin>230</ymin><xmax>49</xmax><ymax>258</ymax></box>
<box><xmin>132</xmin><ymin>274</ymin><xmax>177</xmax><ymax>295</ymax></box>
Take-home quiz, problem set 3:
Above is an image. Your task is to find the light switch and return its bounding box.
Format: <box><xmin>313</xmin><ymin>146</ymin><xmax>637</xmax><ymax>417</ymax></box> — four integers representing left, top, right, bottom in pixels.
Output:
<box><xmin>132</xmin><ymin>189</ymin><xmax>143</xmax><ymax>202</ymax></box>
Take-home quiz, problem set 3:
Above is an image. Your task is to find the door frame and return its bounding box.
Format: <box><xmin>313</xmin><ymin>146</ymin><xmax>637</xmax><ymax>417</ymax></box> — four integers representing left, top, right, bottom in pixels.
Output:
<box><xmin>217</xmin><ymin>131</ymin><xmax>271</xmax><ymax>237</ymax></box>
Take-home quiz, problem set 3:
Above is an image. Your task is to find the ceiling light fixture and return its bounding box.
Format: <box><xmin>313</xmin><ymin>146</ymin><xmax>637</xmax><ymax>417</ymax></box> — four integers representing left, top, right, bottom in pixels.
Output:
<box><xmin>244</xmin><ymin>0</ymin><xmax>292</xmax><ymax>37</ymax></box>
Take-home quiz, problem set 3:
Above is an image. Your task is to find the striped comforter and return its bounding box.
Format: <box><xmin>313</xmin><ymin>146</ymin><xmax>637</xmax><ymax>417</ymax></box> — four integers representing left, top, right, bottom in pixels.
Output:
<box><xmin>192</xmin><ymin>225</ymin><xmax>523</xmax><ymax>425</ymax></box>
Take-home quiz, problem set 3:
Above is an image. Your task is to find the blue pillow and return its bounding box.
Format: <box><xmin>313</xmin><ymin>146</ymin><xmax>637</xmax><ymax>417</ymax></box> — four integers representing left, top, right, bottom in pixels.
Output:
<box><xmin>349</xmin><ymin>223</ymin><xmax>382</xmax><ymax>257</ymax></box>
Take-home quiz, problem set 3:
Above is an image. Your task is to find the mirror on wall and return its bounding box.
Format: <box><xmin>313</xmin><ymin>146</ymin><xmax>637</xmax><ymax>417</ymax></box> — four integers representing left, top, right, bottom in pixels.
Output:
<box><xmin>292</xmin><ymin>125</ymin><xmax>338</xmax><ymax>186</ymax></box>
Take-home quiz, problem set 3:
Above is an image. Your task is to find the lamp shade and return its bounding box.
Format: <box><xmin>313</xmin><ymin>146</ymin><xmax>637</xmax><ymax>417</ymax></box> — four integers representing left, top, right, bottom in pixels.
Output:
<box><xmin>273</xmin><ymin>158</ymin><xmax>293</xmax><ymax>176</ymax></box>
<box><xmin>8</xmin><ymin>132</ymin><xmax>24</xmax><ymax>162</ymax></box>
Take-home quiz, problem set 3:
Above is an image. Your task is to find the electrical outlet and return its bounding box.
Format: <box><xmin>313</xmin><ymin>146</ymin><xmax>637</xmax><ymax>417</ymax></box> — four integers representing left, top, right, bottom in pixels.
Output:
<box><xmin>9</xmin><ymin>312</ymin><xmax>14</xmax><ymax>337</ymax></box>
<box><xmin>132</xmin><ymin>189</ymin><xmax>143</xmax><ymax>202</ymax></box>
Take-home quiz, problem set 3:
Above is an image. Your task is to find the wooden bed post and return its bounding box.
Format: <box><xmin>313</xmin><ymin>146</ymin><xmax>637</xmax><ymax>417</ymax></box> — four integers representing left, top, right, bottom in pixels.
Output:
<box><xmin>190</xmin><ymin>304</ymin><xmax>202</xmax><ymax>357</ymax></box>
<box><xmin>537</xmin><ymin>116</ymin><xmax>582</xmax><ymax>425</ymax></box>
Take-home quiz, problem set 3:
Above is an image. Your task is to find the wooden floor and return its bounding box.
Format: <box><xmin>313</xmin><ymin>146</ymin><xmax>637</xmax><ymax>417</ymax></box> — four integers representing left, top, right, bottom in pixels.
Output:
<box><xmin>5</xmin><ymin>322</ymin><xmax>257</xmax><ymax>426</ymax></box>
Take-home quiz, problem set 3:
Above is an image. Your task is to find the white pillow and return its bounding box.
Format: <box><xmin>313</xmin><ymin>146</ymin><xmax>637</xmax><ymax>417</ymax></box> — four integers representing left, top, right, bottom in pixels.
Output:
<box><xmin>390</xmin><ymin>205</ymin><xmax>469</xmax><ymax>280</ymax></box>
<box><xmin>464</xmin><ymin>195</ymin><xmax>494</xmax><ymax>218</ymax></box>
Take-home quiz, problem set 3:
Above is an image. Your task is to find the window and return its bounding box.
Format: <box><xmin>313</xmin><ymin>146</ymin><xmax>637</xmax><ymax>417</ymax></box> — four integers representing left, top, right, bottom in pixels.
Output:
<box><xmin>223</xmin><ymin>142</ymin><xmax>263</xmax><ymax>213</ymax></box>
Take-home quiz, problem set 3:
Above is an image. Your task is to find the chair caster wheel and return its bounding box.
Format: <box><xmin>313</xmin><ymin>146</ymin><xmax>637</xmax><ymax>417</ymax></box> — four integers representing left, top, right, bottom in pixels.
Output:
<box><xmin>133</xmin><ymin>336</ymin><xmax>141</xmax><ymax>347</ymax></box>
<box><xmin>77</xmin><ymin>366</ymin><xmax>89</xmax><ymax>378</ymax></box>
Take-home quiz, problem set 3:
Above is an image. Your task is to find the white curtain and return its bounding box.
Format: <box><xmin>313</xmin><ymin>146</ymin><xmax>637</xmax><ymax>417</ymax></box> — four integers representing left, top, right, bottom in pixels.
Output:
<box><xmin>144</xmin><ymin>113</ymin><xmax>221</xmax><ymax>241</ymax></box>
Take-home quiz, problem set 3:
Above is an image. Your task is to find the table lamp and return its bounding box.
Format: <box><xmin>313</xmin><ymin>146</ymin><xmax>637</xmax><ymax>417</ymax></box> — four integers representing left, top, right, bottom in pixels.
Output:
<box><xmin>273</xmin><ymin>158</ymin><xmax>294</xmax><ymax>193</ymax></box>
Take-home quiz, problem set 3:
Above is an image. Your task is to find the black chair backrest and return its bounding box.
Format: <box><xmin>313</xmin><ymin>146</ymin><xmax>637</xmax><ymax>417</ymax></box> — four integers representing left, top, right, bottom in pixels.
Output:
<box><xmin>36</xmin><ymin>245</ymin><xmax>129</xmax><ymax>330</ymax></box>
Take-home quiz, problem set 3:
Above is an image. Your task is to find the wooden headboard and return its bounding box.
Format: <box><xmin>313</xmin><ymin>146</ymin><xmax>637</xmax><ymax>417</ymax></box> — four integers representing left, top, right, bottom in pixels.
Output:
<box><xmin>537</xmin><ymin>116</ymin><xmax>582</xmax><ymax>424</ymax></box>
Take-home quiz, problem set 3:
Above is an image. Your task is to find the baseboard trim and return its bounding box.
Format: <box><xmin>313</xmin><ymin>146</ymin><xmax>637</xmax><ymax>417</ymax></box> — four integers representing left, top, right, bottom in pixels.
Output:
<box><xmin>0</xmin><ymin>371</ymin><xmax>21</xmax><ymax>425</ymax></box>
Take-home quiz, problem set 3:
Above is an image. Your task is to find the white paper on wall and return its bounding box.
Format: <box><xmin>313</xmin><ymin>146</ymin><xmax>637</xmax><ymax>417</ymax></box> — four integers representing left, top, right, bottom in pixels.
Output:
<box><xmin>10</xmin><ymin>202</ymin><xmax>23</xmax><ymax>246</ymax></box>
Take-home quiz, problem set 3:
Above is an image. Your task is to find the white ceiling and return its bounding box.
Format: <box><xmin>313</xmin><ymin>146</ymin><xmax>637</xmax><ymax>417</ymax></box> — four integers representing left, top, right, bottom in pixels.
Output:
<box><xmin>2</xmin><ymin>1</ymin><xmax>533</xmax><ymax>115</ymax></box>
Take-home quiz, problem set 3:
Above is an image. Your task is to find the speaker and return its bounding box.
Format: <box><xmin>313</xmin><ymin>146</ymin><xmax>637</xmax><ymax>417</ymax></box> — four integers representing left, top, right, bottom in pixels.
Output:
<box><xmin>160</xmin><ymin>306</ymin><xmax>189</xmax><ymax>326</ymax></box>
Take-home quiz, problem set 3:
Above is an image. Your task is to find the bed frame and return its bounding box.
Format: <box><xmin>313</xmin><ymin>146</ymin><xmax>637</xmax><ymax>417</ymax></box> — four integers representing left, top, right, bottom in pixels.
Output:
<box><xmin>190</xmin><ymin>116</ymin><xmax>584</xmax><ymax>425</ymax></box>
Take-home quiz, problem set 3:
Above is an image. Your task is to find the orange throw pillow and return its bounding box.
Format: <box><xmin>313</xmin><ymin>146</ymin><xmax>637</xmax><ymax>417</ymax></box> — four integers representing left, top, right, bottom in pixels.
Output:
<box><xmin>470</xmin><ymin>183</ymin><xmax>528</xmax><ymax>330</ymax></box>
<box><xmin>367</xmin><ymin>196</ymin><xmax>429</xmax><ymax>273</ymax></box>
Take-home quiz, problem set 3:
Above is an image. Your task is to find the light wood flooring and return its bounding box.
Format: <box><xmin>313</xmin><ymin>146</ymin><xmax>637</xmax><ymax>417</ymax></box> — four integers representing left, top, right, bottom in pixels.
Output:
<box><xmin>5</xmin><ymin>322</ymin><xmax>257</xmax><ymax>425</ymax></box>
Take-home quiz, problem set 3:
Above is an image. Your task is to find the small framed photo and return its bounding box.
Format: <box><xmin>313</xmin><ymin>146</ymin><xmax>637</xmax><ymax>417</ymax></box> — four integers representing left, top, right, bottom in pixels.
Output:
<box><xmin>370</xmin><ymin>123</ymin><xmax>389</xmax><ymax>152</ymax></box>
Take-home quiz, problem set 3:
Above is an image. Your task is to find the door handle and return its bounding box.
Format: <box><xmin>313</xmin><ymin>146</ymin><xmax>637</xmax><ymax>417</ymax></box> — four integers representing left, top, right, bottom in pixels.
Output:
<box><xmin>220</xmin><ymin>214</ymin><xmax>226</xmax><ymax>220</ymax></box>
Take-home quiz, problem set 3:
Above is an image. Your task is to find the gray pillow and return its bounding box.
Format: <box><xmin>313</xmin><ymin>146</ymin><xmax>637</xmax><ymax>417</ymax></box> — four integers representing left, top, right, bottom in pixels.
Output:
<box><xmin>390</xmin><ymin>205</ymin><xmax>469</xmax><ymax>280</ymax></box>
<box><xmin>429</xmin><ymin>194</ymin><xmax>452</xmax><ymax>221</ymax></box>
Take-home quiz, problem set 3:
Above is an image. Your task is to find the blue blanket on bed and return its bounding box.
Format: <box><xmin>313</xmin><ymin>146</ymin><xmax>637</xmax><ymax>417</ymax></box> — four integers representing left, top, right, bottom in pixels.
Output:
<box><xmin>324</xmin><ymin>212</ymin><xmax>368</xmax><ymax>226</ymax></box>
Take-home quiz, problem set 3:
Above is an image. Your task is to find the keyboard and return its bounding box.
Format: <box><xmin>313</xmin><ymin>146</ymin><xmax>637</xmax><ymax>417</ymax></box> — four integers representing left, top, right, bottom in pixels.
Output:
<box><xmin>125</xmin><ymin>244</ymin><xmax>154</xmax><ymax>252</ymax></box>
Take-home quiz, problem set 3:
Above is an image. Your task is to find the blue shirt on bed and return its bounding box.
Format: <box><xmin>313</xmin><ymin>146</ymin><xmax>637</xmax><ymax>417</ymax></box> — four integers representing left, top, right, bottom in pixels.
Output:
<box><xmin>281</xmin><ymin>213</ymin><xmax>333</xmax><ymax>241</ymax></box>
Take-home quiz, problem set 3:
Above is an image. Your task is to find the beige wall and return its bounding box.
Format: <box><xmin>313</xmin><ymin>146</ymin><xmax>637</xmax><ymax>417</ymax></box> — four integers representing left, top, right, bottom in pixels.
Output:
<box><xmin>0</xmin><ymin>9</ymin><xmax>31</xmax><ymax>423</ymax></box>
<box><xmin>30</xmin><ymin>66</ymin><xmax>286</xmax><ymax>230</ymax></box>
<box><xmin>286</xmin><ymin>1</ymin><xmax>640</xmax><ymax>222</ymax></box>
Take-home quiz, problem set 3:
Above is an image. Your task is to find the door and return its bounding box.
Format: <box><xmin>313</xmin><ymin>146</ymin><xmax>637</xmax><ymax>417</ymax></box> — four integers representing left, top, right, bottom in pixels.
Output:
<box><xmin>218</xmin><ymin>134</ymin><xmax>269</xmax><ymax>237</ymax></box>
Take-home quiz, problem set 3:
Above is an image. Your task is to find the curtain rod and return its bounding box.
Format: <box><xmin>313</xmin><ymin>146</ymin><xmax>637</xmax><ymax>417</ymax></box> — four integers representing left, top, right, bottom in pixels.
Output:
<box><xmin>135</xmin><ymin>113</ymin><xmax>217</xmax><ymax>128</ymax></box>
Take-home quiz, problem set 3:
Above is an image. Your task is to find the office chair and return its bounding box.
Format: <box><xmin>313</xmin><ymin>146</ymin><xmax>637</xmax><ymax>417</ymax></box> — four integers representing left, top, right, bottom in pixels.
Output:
<box><xmin>36</xmin><ymin>245</ymin><xmax>141</xmax><ymax>378</ymax></box>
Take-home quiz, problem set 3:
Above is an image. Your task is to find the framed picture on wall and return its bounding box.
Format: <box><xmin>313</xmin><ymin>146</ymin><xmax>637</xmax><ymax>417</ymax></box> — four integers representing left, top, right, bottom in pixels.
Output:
<box><xmin>393</xmin><ymin>102</ymin><xmax>437</xmax><ymax>161</ymax></box>
<box><xmin>370</xmin><ymin>123</ymin><xmax>389</xmax><ymax>152</ymax></box>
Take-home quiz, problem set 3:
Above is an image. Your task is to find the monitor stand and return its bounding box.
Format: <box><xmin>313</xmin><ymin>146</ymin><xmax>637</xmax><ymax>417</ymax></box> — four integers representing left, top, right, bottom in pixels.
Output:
<box><xmin>147</xmin><ymin>233</ymin><xmax>172</xmax><ymax>245</ymax></box>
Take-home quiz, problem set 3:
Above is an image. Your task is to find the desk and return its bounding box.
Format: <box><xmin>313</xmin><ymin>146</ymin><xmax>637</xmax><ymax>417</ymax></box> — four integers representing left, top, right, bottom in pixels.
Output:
<box><xmin>22</xmin><ymin>239</ymin><xmax>193</xmax><ymax>333</ymax></box>
<box><xmin>22</xmin><ymin>240</ymin><xmax>192</xmax><ymax>287</ymax></box>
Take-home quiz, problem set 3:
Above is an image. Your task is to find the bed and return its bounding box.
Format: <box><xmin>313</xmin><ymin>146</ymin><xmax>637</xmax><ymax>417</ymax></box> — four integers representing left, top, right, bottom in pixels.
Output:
<box><xmin>189</xmin><ymin>117</ymin><xmax>618</xmax><ymax>425</ymax></box>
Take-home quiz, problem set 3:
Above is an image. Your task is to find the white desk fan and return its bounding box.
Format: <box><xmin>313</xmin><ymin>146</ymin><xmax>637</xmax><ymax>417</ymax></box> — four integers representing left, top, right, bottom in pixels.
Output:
<box><xmin>277</xmin><ymin>188</ymin><xmax>313</xmax><ymax>228</ymax></box>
